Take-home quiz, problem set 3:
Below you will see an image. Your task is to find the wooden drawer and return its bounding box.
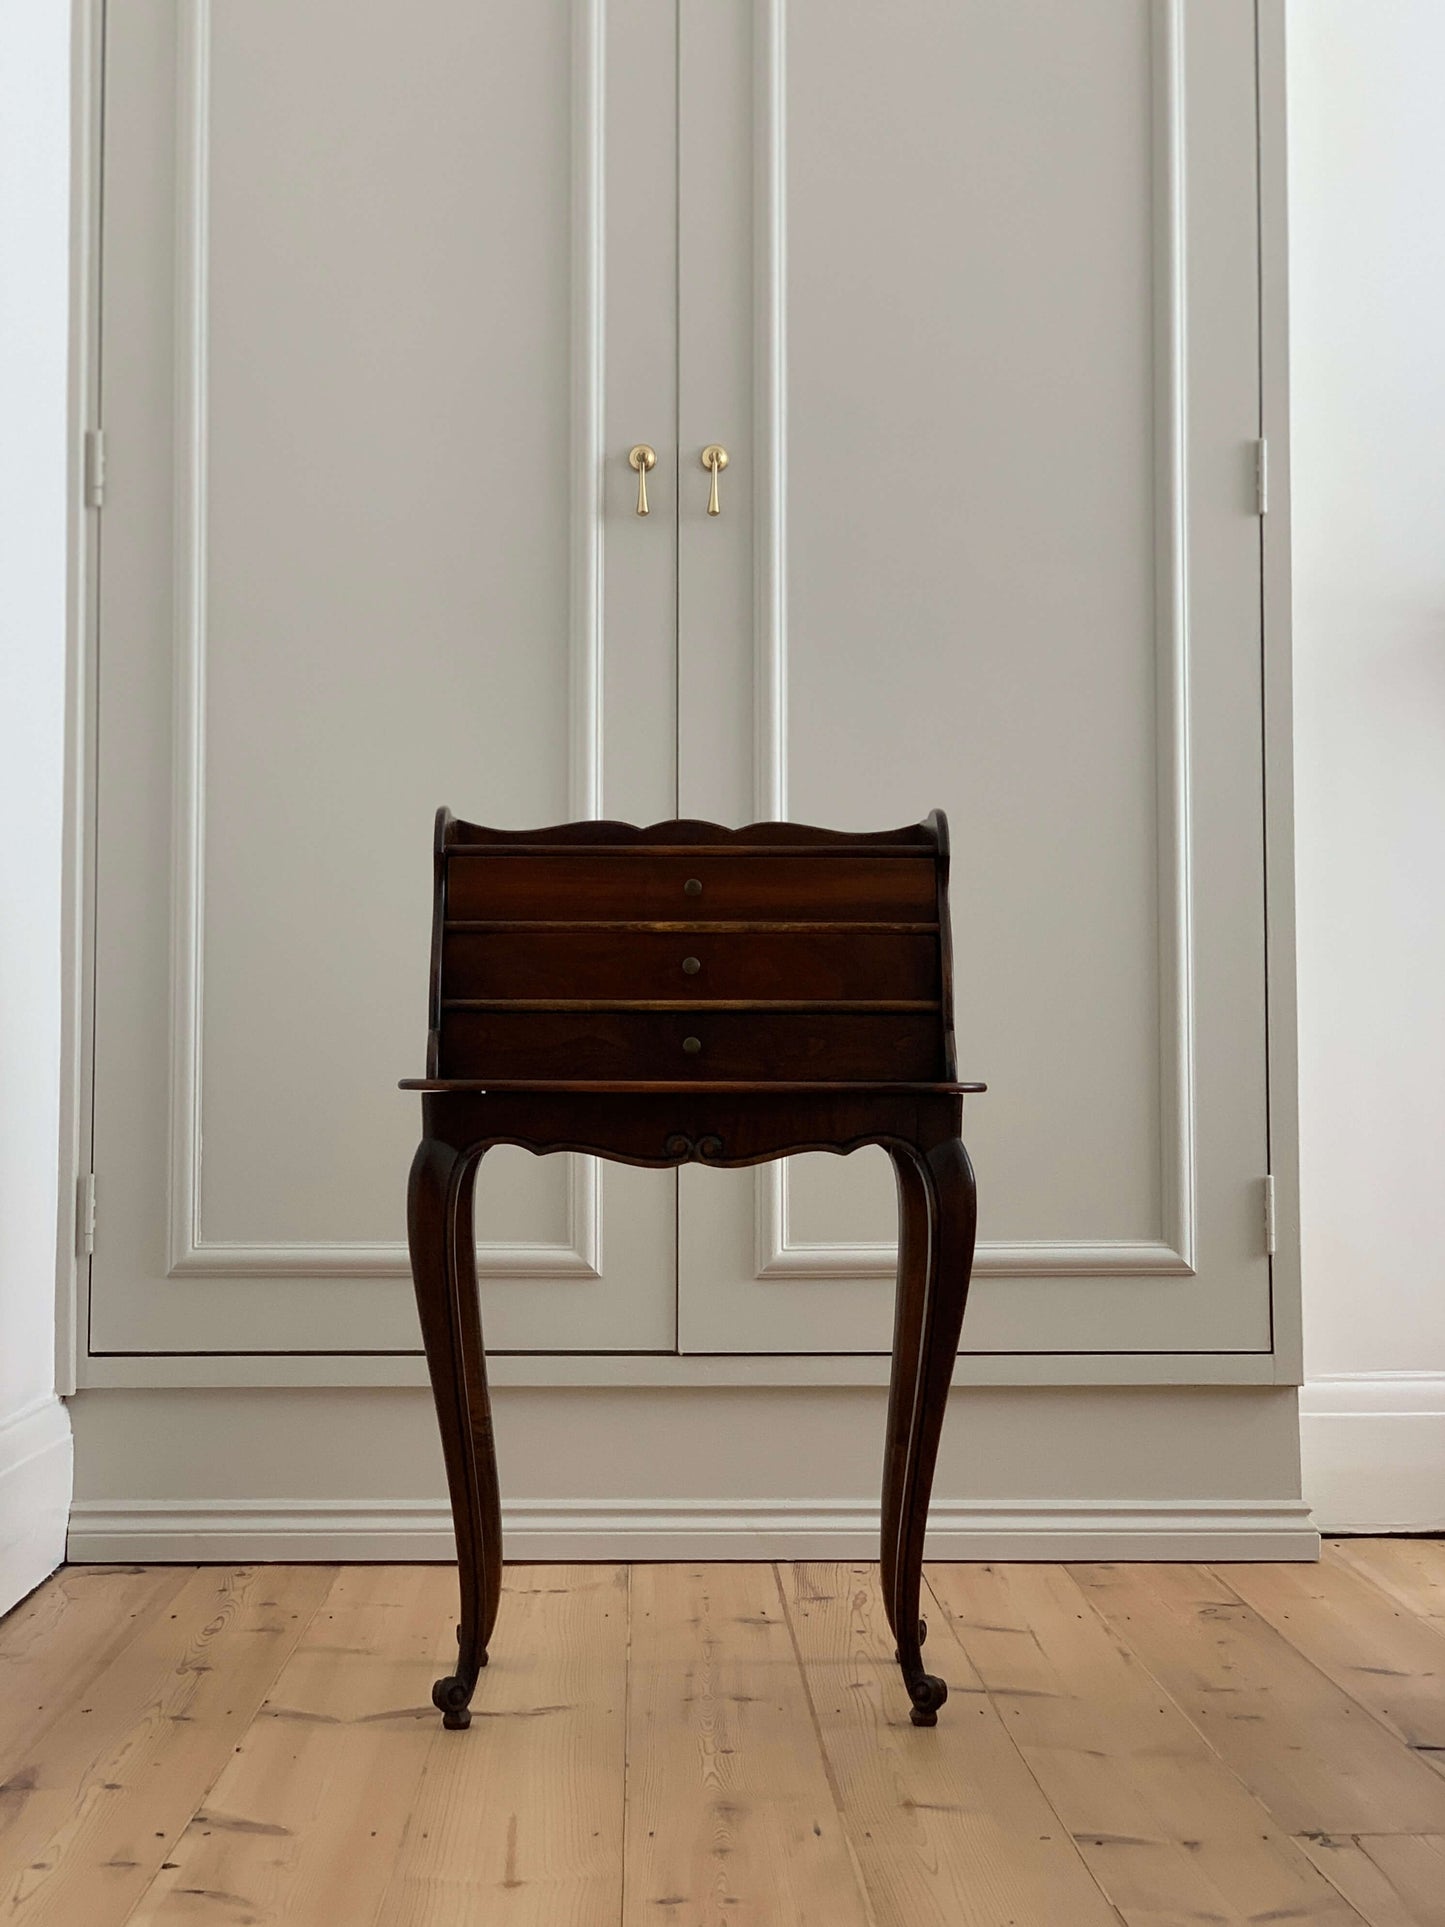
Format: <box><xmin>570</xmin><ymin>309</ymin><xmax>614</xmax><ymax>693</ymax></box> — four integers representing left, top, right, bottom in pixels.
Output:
<box><xmin>444</xmin><ymin>852</ymin><xmax>937</xmax><ymax>922</ymax></box>
<box><xmin>437</xmin><ymin>1009</ymin><xmax>944</xmax><ymax>1081</ymax></box>
<box><xmin>442</xmin><ymin>929</ymin><xmax>939</xmax><ymax>1002</ymax></box>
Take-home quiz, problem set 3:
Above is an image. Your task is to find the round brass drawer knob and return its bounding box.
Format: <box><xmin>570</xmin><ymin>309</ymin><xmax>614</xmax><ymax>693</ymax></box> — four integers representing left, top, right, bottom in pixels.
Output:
<box><xmin>683</xmin><ymin>877</ymin><xmax>703</xmax><ymax>896</ymax></box>
<box><xmin>681</xmin><ymin>956</ymin><xmax>701</xmax><ymax>976</ymax></box>
<box><xmin>682</xmin><ymin>1036</ymin><xmax>703</xmax><ymax>1054</ymax></box>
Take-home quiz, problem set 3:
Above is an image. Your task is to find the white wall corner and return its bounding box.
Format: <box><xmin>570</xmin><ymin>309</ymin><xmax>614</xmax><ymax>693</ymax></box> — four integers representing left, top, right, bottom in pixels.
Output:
<box><xmin>0</xmin><ymin>1397</ymin><xmax>73</xmax><ymax>1616</ymax></box>
<box><xmin>0</xmin><ymin>0</ymin><xmax>76</xmax><ymax>1611</ymax></box>
<box><xmin>1300</xmin><ymin>1373</ymin><xmax>1445</xmax><ymax>1533</ymax></box>
<box><xmin>1290</xmin><ymin>11</ymin><xmax>1445</xmax><ymax>1504</ymax></box>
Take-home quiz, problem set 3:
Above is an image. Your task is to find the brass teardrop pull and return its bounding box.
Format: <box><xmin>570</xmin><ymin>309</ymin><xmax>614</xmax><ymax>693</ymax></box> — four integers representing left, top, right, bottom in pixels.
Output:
<box><xmin>700</xmin><ymin>445</ymin><xmax>729</xmax><ymax>515</ymax></box>
<box><xmin>628</xmin><ymin>443</ymin><xmax>656</xmax><ymax>516</ymax></box>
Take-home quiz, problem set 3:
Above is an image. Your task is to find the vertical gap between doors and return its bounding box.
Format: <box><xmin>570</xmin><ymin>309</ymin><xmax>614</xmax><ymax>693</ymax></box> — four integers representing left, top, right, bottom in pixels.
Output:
<box><xmin>672</xmin><ymin>0</ymin><xmax>683</xmax><ymax>1354</ymax></box>
<box><xmin>1253</xmin><ymin>0</ymin><xmax>1276</xmax><ymax>1358</ymax></box>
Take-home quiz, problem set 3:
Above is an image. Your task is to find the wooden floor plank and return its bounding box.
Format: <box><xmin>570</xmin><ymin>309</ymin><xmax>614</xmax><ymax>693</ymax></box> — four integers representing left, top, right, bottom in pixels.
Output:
<box><xmin>927</xmin><ymin>1560</ymin><xmax>1362</xmax><ymax>1925</ymax></box>
<box><xmin>0</xmin><ymin>1563</ymin><xmax>331</xmax><ymax>1925</ymax></box>
<box><xmin>10</xmin><ymin>1555</ymin><xmax>1445</xmax><ymax>1926</ymax></box>
<box><xmin>1</xmin><ymin>1567</ymin><xmax>193</xmax><ymax>1779</ymax></box>
<box><xmin>623</xmin><ymin>1563</ymin><xmax>871</xmax><ymax>1927</ymax></box>
<box><xmin>377</xmin><ymin>1564</ymin><xmax>628</xmax><ymax>1927</ymax></box>
<box><xmin>1220</xmin><ymin>1556</ymin><xmax>1445</xmax><ymax>1772</ymax></box>
<box><xmin>1294</xmin><ymin>1833</ymin><xmax>1445</xmax><ymax>1927</ymax></box>
<box><xmin>781</xmin><ymin>1561</ymin><xmax>1121</xmax><ymax>1927</ymax></box>
<box><xmin>1331</xmin><ymin>1540</ymin><xmax>1445</xmax><ymax>1633</ymax></box>
<box><xmin>127</xmin><ymin>1565</ymin><xmax>454</xmax><ymax>1927</ymax></box>
<box><xmin>1071</xmin><ymin>1562</ymin><xmax>1445</xmax><ymax>1836</ymax></box>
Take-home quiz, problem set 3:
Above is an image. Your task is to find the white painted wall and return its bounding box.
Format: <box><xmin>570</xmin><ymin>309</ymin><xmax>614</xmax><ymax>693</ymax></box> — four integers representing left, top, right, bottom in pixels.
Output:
<box><xmin>20</xmin><ymin>4</ymin><xmax>1445</xmax><ymax>1571</ymax></box>
<box><xmin>1291</xmin><ymin>1</ymin><xmax>1445</xmax><ymax>1529</ymax></box>
<box><xmin>0</xmin><ymin>0</ymin><xmax>74</xmax><ymax>1612</ymax></box>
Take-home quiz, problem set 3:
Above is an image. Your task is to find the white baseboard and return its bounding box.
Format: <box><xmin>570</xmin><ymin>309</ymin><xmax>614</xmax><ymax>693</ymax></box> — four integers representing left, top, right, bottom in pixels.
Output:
<box><xmin>1301</xmin><ymin>1372</ymin><xmax>1445</xmax><ymax>1533</ymax></box>
<box><xmin>0</xmin><ymin>1396</ymin><xmax>73</xmax><ymax>1616</ymax></box>
<box><xmin>66</xmin><ymin>1494</ymin><xmax>1318</xmax><ymax>1564</ymax></box>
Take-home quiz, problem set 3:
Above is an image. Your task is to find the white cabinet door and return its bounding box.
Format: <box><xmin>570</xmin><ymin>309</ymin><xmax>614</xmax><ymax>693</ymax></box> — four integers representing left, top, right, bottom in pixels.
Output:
<box><xmin>89</xmin><ymin>0</ymin><xmax>679</xmax><ymax>1355</ymax></box>
<box><xmin>676</xmin><ymin>0</ymin><xmax>1273</xmax><ymax>1356</ymax></box>
<box><xmin>89</xmin><ymin>0</ymin><xmax>1276</xmax><ymax>1371</ymax></box>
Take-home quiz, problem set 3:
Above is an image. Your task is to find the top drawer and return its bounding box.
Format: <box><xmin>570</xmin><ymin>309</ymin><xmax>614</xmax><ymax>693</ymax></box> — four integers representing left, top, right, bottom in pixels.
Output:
<box><xmin>444</xmin><ymin>852</ymin><xmax>938</xmax><ymax>923</ymax></box>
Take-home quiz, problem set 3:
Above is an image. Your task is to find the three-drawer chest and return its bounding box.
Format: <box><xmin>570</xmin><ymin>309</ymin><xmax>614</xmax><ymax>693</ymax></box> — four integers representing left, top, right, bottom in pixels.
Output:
<box><xmin>402</xmin><ymin>809</ymin><xmax>984</xmax><ymax>1728</ymax></box>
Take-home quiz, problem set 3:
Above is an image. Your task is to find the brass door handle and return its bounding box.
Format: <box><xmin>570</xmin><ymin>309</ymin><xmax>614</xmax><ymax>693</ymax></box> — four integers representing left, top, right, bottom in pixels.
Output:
<box><xmin>701</xmin><ymin>444</ymin><xmax>729</xmax><ymax>515</ymax></box>
<box><xmin>628</xmin><ymin>444</ymin><xmax>657</xmax><ymax>517</ymax></box>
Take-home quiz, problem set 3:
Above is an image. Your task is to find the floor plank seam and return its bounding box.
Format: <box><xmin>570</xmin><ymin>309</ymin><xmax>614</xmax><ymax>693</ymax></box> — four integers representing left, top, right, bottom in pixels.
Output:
<box><xmin>772</xmin><ymin>1561</ymin><xmax>881</xmax><ymax>1927</ymax></box>
<box><xmin>618</xmin><ymin>1557</ymin><xmax>634</xmax><ymax>1927</ymax></box>
<box><xmin>921</xmin><ymin>1565</ymin><xmax>1133</xmax><ymax>1927</ymax></box>
<box><xmin>115</xmin><ymin>1565</ymin><xmax>341</xmax><ymax>1927</ymax></box>
<box><xmin>1286</xmin><ymin>1842</ymin><xmax>1380</xmax><ymax>1924</ymax></box>
<box><xmin>1206</xmin><ymin>1556</ymin><xmax>1445</xmax><ymax>1773</ymax></box>
<box><xmin>1328</xmin><ymin>1537</ymin><xmax>1445</xmax><ymax>1623</ymax></box>
<box><xmin>1063</xmin><ymin>1560</ymin><xmax>1393</xmax><ymax>1899</ymax></box>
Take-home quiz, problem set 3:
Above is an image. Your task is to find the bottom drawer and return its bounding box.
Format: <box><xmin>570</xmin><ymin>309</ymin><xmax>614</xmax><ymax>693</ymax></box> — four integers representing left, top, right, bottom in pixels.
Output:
<box><xmin>438</xmin><ymin>1009</ymin><xmax>943</xmax><ymax>1081</ymax></box>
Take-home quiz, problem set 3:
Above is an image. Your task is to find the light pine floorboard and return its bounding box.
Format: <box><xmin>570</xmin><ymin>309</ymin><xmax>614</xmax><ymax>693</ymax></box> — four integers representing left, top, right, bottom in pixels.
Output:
<box><xmin>624</xmin><ymin>1563</ymin><xmax>871</xmax><ymax>1925</ymax></box>
<box><xmin>0</xmin><ymin>1566</ymin><xmax>193</xmax><ymax>1773</ymax></box>
<box><xmin>781</xmin><ymin>1560</ymin><xmax>1122</xmax><ymax>1927</ymax></box>
<box><xmin>1071</xmin><ymin>1559</ymin><xmax>1445</xmax><ymax>1837</ymax></box>
<box><xmin>1333</xmin><ymin>1539</ymin><xmax>1445</xmax><ymax>1633</ymax></box>
<box><xmin>0</xmin><ymin>1563</ymin><xmax>332</xmax><ymax>1925</ymax></box>
<box><xmin>377</xmin><ymin>1565</ymin><xmax>628</xmax><ymax>1927</ymax></box>
<box><xmin>1220</xmin><ymin>1555</ymin><xmax>1445</xmax><ymax>1774</ymax></box>
<box><xmin>926</xmin><ymin>1560</ymin><xmax>1359</xmax><ymax>1925</ymax></box>
<box><xmin>1294</xmin><ymin>1834</ymin><xmax>1445</xmax><ymax>1927</ymax></box>
<box><xmin>129</xmin><ymin>1564</ymin><xmax>456</xmax><ymax>1927</ymax></box>
<box><xmin>0</xmin><ymin>1543</ymin><xmax>1443</xmax><ymax>1925</ymax></box>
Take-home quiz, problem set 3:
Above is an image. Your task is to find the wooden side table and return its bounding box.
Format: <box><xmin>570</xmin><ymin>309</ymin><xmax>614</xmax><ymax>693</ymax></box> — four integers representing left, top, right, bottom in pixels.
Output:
<box><xmin>402</xmin><ymin>809</ymin><xmax>984</xmax><ymax>1728</ymax></box>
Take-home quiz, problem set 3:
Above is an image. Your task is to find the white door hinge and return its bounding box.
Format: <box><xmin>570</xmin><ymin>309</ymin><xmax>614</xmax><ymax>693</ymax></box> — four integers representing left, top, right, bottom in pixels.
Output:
<box><xmin>84</xmin><ymin>428</ymin><xmax>105</xmax><ymax>508</ymax></box>
<box><xmin>1262</xmin><ymin>1173</ymin><xmax>1276</xmax><ymax>1257</ymax></box>
<box><xmin>77</xmin><ymin>1173</ymin><xmax>96</xmax><ymax>1257</ymax></box>
<box><xmin>1255</xmin><ymin>437</ymin><xmax>1268</xmax><ymax>516</ymax></box>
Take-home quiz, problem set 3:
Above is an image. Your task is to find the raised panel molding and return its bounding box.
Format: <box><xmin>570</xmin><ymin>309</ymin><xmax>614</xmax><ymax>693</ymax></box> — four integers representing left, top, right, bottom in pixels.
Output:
<box><xmin>754</xmin><ymin>1154</ymin><xmax>1194</xmax><ymax>1280</ymax></box>
<box><xmin>165</xmin><ymin>0</ymin><xmax>605</xmax><ymax>1283</ymax></box>
<box><xmin>751</xmin><ymin>0</ymin><xmax>1197</xmax><ymax>1286</ymax></box>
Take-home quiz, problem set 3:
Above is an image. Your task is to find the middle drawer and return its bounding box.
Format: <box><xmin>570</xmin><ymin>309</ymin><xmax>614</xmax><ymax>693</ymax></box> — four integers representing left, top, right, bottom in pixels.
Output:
<box><xmin>442</xmin><ymin>928</ymin><xmax>938</xmax><ymax>1002</ymax></box>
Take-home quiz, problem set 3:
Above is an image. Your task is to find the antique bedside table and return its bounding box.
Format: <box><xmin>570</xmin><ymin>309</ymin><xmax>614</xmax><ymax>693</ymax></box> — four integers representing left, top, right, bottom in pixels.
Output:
<box><xmin>402</xmin><ymin>808</ymin><xmax>984</xmax><ymax>1728</ymax></box>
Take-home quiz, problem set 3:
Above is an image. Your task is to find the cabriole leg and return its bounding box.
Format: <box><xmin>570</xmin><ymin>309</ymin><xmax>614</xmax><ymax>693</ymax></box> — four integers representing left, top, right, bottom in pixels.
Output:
<box><xmin>407</xmin><ymin>1137</ymin><xmax>503</xmax><ymax>1729</ymax></box>
<box><xmin>882</xmin><ymin>1137</ymin><xmax>978</xmax><ymax>1724</ymax></box>
<box><xmin>882</xmin><ymin>1147</ymin><xmax>930</xmax><ymax>1667</ymax></box>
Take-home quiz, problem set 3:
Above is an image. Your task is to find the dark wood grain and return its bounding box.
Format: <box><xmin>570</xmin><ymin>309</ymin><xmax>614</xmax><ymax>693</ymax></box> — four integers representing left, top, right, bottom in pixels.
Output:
<box><xmin>437</xmin><ymin>1009</ymin><xmax>944</xmax><ymax>1081</ymax></box>
<box><xmin>440</xmin><ymin>813</ymin><xmax>937</xmax><ymax>849</ymax></box>
<box><xmin>882</xmin><ymin>1136</ymin><xmax>978</xmax><ymax>1723</ymax></box>
<box><xmin>441</xmin><ymin>928</ymin><xmax>940</xmax><ymax>1001</ymax></box>
<box><xmin>405</xmin><ymin>807</ymin><xmax>981</xmax><ymax>1731</ymax></box>
<box><xmin>406</xmin><ymin>1137</ymin><xmax>500</xmax><ymax>1728</ymax></box>
<box><xmin>444</xmin><ymin>853</ymin><xmax>937</xmax><ymax>922</ymax></box>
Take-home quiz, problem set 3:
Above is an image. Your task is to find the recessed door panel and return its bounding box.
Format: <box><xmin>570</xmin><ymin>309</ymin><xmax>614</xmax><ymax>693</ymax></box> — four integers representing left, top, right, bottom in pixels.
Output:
<box><xmin>90</xmin><ymin>0</ymin><xmax>678</xmax><ymax>1353</ymax></box>
<box><xmin>677</xmin><ymin>0</ymin><xmax>1271</xmax><ymax>1355</ymax></box>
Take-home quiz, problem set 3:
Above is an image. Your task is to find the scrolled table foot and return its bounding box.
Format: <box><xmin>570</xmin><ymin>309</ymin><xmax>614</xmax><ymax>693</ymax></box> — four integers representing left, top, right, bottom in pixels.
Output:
<box><xmin>432</xmin><ymin>1664</ymin><xmax>485</xmax><ymax>1730</ymax></box>
<box><xmin>905</xmin><ymin>1670</ymin><xmax>949</xmax><ymax>1728</ymax></box>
